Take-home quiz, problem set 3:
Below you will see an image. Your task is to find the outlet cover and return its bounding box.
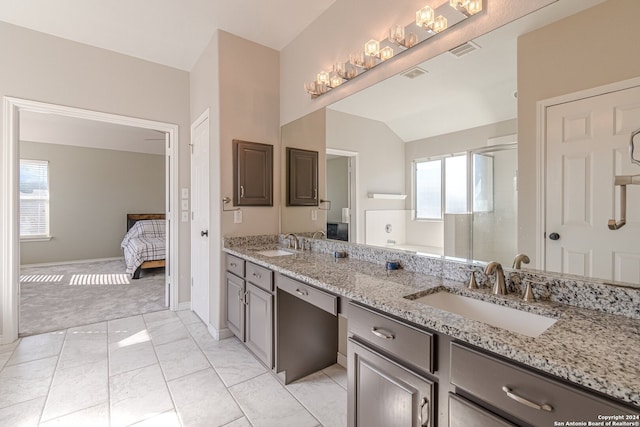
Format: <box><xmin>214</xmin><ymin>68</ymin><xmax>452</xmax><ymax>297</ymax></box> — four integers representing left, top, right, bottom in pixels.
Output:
<box><xmin>234</xmin><ymin>210</ymin><xmax>243</xmax><ymax>224</ymax></box>
<box><xmin>311</xmin><ymin>209</ymin><xmax>318</xmax><ymax>221</ymax></box>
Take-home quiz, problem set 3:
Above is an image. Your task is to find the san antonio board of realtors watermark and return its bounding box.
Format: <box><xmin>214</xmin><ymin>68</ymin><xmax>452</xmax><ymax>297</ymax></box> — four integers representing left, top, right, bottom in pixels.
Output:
<box><xmin>554</xmin><ymin>414</ymin><xmax>640</xmax><ymax>426</ymax></box>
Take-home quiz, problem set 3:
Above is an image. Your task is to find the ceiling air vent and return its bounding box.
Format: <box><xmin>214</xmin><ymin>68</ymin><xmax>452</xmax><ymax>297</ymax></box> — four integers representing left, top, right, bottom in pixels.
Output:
<box><xmin>402</xmin><ymin>66</ymin><xmax>427</xmax><ymax>79</ymax></box>
<box><xmin>449</xmin><ymin>41</ymin><xmax>481</xmax><ymax>57</ymax></box>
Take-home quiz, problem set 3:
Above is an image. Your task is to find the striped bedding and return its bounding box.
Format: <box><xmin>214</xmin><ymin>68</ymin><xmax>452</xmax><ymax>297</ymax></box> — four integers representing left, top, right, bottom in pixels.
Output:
<box><xmin>121</xmin><ymin>219</ymin><xmax>166</xmax><ymax>274</ymax></box>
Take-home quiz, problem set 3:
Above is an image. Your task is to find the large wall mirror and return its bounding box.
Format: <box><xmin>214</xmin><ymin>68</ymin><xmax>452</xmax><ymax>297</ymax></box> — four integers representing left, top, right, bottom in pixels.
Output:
<box><xmin>281</xmin><ymin>0</ymin><xmax>640</xmax><ymax>288</ymax></box>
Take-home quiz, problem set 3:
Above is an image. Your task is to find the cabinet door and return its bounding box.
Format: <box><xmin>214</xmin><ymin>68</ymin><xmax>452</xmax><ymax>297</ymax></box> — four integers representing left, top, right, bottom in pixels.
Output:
<box><xmin>348</xmin><ymin>338</ymin><xmax>434</xmax><ymax>427</ymax></box>
<box><xmin>286</xmin><ymin>147</ymin><xmax>318</xmax><ymax>206</ymax></box>
<box><xmin>233</xmin><ymin>139</ymin><xmax>273</xmax><ymax>206</ymax></box>
<box><xmin>226</xmin><ymin>273</ymin><xmax>245</xmax><ymax>341</ymax></box>
<box><xmin>245</xmin><ymin>282</ymin><xmax>273</xmax><ymax>368</ymax></box>
<box><xmin>449</xmin><ymin>394</ymin><xmax>515</xmax><ymax>427</ymax></box>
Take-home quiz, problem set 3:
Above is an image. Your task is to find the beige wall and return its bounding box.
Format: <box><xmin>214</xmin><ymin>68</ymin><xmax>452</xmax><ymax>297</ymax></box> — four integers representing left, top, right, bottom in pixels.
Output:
<box><xmin>190</xmin><ymin>30</ymin><xmax>280</xmax><ymax>333</ymax></box>
<box><xmin>20</xmin><ymin>142</ymin><xmax>164</xmax><ymax>265</ymax></box>
<box><xmin>0</xmin><ymin>22</ymin><xmax>191</xmax><ymax>312</ymax></box>
<box><xmin>517</xmin><ymin>0</ymin><xmax>640</xmax><ymax>265</ymax></box>
<box><xmin>281</xmin><ymin>108</ymin><xmax>327</xmax><ymax>233</ymax></box>
<box><xmin>326</xmin><ymin>109</ymin><xmax>405</xmax><ymax>243</ymax></box>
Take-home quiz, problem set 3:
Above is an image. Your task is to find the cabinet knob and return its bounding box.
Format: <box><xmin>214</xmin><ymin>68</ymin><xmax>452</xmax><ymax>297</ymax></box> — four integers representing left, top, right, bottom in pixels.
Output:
<box><xmin>201</xmin><ymin>230</ymin><xmax>208</xmax><ymax>237</ymax></box>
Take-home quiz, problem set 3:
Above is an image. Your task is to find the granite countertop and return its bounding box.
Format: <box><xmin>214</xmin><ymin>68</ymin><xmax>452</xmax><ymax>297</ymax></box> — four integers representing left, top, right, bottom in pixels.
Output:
<box><xmin>223</xmin><ymin>243</ymin><xmax>640</xmax><ymax>408</ymax></box>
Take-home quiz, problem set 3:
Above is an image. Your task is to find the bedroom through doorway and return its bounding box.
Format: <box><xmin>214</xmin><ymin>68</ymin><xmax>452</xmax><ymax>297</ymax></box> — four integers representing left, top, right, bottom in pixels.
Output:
<box><xmin>2</xmin><ymin>98</ymin><xmax>180</xmax><ymax>339</ymax></box>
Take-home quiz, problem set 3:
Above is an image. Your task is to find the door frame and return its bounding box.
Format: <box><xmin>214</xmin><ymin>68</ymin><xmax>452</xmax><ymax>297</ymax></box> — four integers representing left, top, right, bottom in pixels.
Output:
<box><xmin>190</xmin><ymin>109</ymin><xmax>210</xmax><ymax>323</ymax></box>
<box><xmin>1</xmin><ymin>97</ymin><xmax>180</xmax><ymax>343</ymax></box>
<box><xmin>326</xmin><ymin>148</ymin><xmax>359</xmax><ymax>242</ymax></box>
<box><xmin>535</xmin><ymin>76</ymin><xmax>640</xmax><ymax>270</ymax></box>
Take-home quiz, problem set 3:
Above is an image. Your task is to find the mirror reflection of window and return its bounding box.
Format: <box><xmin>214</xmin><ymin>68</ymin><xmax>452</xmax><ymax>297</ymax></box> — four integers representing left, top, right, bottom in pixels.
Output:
<box><xmin>415</xmin><ymin>159</ymin><xmax>442</xmax><ymax>220</ymax></box>
<box><xmin>473</xmin><ymin>154</ymin><xmax>494</xmax><ymax>213</ymax></box>
<box><xmin>445</xmin><ymin>155</ymin><xmax>468</xmax><ymax>214</ymax></box>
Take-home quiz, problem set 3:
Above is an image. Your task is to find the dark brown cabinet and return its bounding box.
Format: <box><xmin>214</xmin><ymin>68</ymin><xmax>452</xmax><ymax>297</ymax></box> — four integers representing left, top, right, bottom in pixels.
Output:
<box><xmin>286</xmin><ymin>147</ymin><xmax>318</xmax><ymax>206</ymax></box>
<box><xmin>233</xmin><ymin>139</ymin><xmax>273</xmax><ymax>206</ymax></box>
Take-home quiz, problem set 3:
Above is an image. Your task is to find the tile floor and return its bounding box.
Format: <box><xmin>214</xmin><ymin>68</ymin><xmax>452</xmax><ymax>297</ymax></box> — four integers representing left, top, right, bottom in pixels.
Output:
<box><xmin>0</xmin><ymin>309</ymin><xmax>348</xmax><ymax>427</ymax></box>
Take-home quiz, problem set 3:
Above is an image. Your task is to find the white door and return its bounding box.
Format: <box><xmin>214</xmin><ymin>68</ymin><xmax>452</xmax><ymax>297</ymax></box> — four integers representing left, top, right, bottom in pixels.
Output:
<box><xmin>190</xmin><ymin>112</ymin><xmax>210</xmax><ymax>322</ymax></box>
<box><xmin>546</xmin><ymin>85</ymin><xmax>640</xmax><ymax>284</ymax></box>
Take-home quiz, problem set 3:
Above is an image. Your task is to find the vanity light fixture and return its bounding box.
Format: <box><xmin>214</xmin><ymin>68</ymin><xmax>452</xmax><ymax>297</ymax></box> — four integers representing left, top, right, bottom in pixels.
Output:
<box><xmin>450</xmin><ymin>0</ymin><xmax>483</xmax><ymax>17</ymax></box>
<box><xmin>304</xmin><ymin>0</ymin><xmax>483</xmax><ymax>98</ymax></box>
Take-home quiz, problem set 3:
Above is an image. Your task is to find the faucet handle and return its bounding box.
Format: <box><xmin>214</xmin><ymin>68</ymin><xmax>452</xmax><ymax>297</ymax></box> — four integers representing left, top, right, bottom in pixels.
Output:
<box><xmin>522</xmin><ymin>279</ymin><xmax>546</xmax><ymax>302</ymax></box>
<box><xmin>467</xmin><ymin>271</ymin><xmax>479</xmax><ymax>290</ymax></box>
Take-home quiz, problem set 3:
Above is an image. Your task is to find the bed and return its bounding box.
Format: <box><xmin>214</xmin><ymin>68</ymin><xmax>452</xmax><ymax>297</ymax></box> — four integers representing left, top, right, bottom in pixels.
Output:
<box><xmin>121</xmin><ymin>213</ymin><xmax>166</xmax><ymax>279</ymax></box>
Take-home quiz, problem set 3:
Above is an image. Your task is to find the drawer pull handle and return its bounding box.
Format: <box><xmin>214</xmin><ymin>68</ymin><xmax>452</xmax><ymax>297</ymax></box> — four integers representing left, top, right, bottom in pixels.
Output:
<box><xmin>252</xmin><ymin>272</ymin><xmax>261</xmax><ymax>279</ymax></box>
<box><xmin>242</xmin><ymin>290</ymin><xmax>249</xmax><ymax>306</ymax></box>
<box><xmin>371</xmin><ymin>327</ymin><xmax>395</xmax><ymax>340</ymax></box>
<box><xmin>419</xmin><ymin>397</ymin><xmax>429</xmax><ymax>426</ymax></box>
<box><xmin>502</xmin><ymin>386</ymin><xmax>553</xmax><ymax>412</ymax></box>
<box><xmin>295</xmin><ymin>289</ymin><xmax>308</xmax><ymax>297</ymax></box>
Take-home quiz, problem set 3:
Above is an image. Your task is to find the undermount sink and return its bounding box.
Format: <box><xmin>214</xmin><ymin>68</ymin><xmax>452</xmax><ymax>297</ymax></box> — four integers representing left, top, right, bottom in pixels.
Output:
<box><xmin>410</xmin><ymin>291</ymin><xmax>557</xmax><ymax>338</ymax></box>
<box><xmin>256</xmin><ymin>249</ymin><xmax>295</xmax><ymax>257</ymax></box>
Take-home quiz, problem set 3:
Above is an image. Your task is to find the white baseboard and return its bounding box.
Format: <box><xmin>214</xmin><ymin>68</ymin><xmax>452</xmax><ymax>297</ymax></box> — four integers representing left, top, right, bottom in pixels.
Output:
<box><xmin>337</xmin><ymin>352</ymin><xmax>347</xmax><ymax>368</ymax></box>
<box><xmin>20</xmin><ymin>257</ymin><xmax>124</xmax><ymax>268</ymax></box>
<box><xmin>177</xmin><ymin>301</ymin><xmax>191</xmax><ymax>311</ymax></box>
<box><xmin>209</xmin><ymin>324</ymin><xmax>234</xmax><ymax>340</ymax></box>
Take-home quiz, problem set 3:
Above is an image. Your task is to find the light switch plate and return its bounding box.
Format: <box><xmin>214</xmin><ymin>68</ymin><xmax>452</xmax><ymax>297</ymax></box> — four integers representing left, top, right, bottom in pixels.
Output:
<box><xmin>181</xmin><ymin>211</ymin><xmax>189</xmax><ymax>222</ymax></box>
<box><xmin>181</xmin><ymin>188</ymin><xmax>189</xmax><ymax>199</ymax></box>
<box><xmin>311</xmin><ymin>209</ymin><xmax>318</xmax><ymax>221</ymax></box>
<box><xmin>181</xmin><ymin>200</ymin><xmax>189</xmax><ymax>210</ymax></box>
<box><xmin>234</xmin><ymin>210</ymin><xmax>242</xmax><ymax>224</ymax></box>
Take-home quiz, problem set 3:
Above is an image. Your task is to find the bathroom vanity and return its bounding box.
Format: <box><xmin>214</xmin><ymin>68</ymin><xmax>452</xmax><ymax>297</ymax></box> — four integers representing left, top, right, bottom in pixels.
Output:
<box><xmin>223</xmin><ymin>236</ymin><xmax>640</xmax><ymax>426</ymax></box>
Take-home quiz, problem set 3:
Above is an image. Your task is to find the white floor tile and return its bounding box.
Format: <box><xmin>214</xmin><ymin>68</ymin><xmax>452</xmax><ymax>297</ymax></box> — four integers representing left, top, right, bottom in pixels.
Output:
<box><xmin>109</xmin><ymin>340</ymin><xmax>157</xmax><ymax>377</ymax></box>
<box><xmin>107</xmin><ymin>316</ymin><xmax>147</xmax><ymax>345</ymax></box>
<box><xmin>155</xmin><ymin>337</ymin><xmax>211</xmax><ymax>381</ymax></box>
<box><xmin>146</xmin><ymin>318</ymin><xmax>190</xmax><ymax>346</ymax></box>
<box><xmin>286</xmin><ymin>371</ymin><xmax>347</xmax><ymax>427</ymax></box>
<box><xmin>0</xmin><ymin>396</ymin><xmax>45</xmax><ymax>427</ymax></box>
<box><xmin>177</xmin><ymin>309</ymin><xmax>202</xmax><ymax>325</ymax></box>
<box><xmin>202</xmin><ymin>338</ymin><xmax>266</xmax><ymax>387</ymax></box>
<box><xmin>65</xmin><ymin>321</ymin><xmax>107</xmax><ymax>339</ymax></box>
<box><xmin>186</xmin><ymin>322</ymin><xmax>220</xmax><ymax>351</ymax></box>
<box><xmin>109</xmin><ymin>363</ymin><xmax>174</xmax><ymax>427</ymax></box>
<box><xmin>40</xmin><ymin>402</ymin><xmax>109</xmax><ymax>427</ymax></box>
<box><xmin>129</xmin><ymin>410</ymin><xmax>181</xmax><ymax>427</ymax></box>
<box><xmin>322</xmin><ymin>364</ymin><xmax>348</xmax><ymax>390</ymax></box>
<box><xmin>230</xmin><ymin>373</ymin><xmax>319</xmax><ymax>427</ymax></box>
<box><xmin>0</xmin><ymin>356</ymin><xmax>57</xmax><ymax>409</ymax></box>
<box><xmin>168</xmin><ymin>368</ymin><xmax>243</xmax><ymax>427</ymax></box>
<box><xmin>58</xmin><ymin>337</ymin><xmax>108</xmax><ymax>370</ymax></box>
<box><xmin>223</xmin><ymin>417</ymin><xmax>253</xmax><ymax>427</ymax></box>
<box><xmin>143</xmin><ymin>310</ymin><xmax>180</xmax><ymax>329</ymax></box>
<box><xmin>41</xmin><ymin>359</ymin><xmax>109</xmax><ymax>422</ymax></box>
<box><xmin>6</xmin><ymin>331</ymin><xmax>65</xmax><ymax>366</ymax></box>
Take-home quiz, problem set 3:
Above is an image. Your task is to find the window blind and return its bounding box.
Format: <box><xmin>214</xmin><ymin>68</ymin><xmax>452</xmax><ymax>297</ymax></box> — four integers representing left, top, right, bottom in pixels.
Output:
<box><xmin>20</xmin><ymin>159</ymin><xmax>50</xmax><ymax>238</ymax></box>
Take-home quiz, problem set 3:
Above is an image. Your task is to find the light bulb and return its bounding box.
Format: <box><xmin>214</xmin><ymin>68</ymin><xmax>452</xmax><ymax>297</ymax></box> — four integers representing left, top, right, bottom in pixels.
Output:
<box><xmin>364</xmin><ymin>39</ymin><xmax>380</xmax><ymax>57</ymax></box>
<box><xmin>416</xmin><ymin>6</ymin><xmax>435</xmax><ymax>29</ymax></box>
<box><xmin>380</xmin><ymin>46</ymin><xmax>394</xmax><ymax>61</ymax></box>
<box><xmin>316</xmin><ymin>71</ymin><xmax>330</xmax><ymax>85</ymax></box>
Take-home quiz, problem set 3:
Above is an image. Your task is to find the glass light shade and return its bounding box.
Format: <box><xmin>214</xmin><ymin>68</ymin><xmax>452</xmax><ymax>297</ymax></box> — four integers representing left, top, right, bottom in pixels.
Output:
<box><xmin>416</xmin><ymin>6</ymin><xmax>435</xmax><ymax>29</ymax></box>
<box><xmin>388</xmin><ymin>25</ymin><xmax>405</xmax><ymax>44</ymax></box>
<box><xmin>364</xmin><ymin>39</ymin><xmax>380</xmax><ymax>57</ymax></box>
<box><xmin>405</xmin><ymin>32</ymin><xmax>418</xmax><ymax>48</ymax></box>
<box><xmin>349</xmin><ymin>52</ymin><xmax>365</xmax><ymax>67</ymax></box>
<box><xmin>316</xmin><ymin>71</ymin><xmax>330</xmax><ymax>85</ymax></box>
<box><xmin>449</xmin><ymin>0</ymin><xmax>462</xmax><ymax>8</ymax></box>
<box><xmin>363</xmin><ymin>55</ymin><xmax>377</xmax><ymax>69</ymax></box>
<box><xmin>380</xmin><ymin>46</ymin><xmax>394</xmax><ymax>61</ymax></box>
<box><xmin>330</xmin><ymin>75</ymin><xmax>343</xmax><ymax>88</ymax></box>
<box><xmin>433</xmin><ymin>15</ymin><xmax>448</xmax><ymax>33</ymax></box>
<box><xmin>466</xmin><ymin>0</ymin><xmax>482</xmax><ymax>15</ymax></box>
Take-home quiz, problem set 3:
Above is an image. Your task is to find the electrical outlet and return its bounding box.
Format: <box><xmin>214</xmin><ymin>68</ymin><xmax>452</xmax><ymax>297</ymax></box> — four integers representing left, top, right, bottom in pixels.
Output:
<box><xmin>234</xmin><ymin>210</ymin><xmax>243</xmax><ymax>224</ymax></box>
<box><xmin>311</xmin><ymin>209</ymin><xmax>318</xmax><ymax>221</ymax></box>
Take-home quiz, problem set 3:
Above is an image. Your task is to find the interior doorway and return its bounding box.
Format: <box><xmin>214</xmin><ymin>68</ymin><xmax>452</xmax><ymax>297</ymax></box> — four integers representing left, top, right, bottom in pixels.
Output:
<box><xmin>326</xmin><ymin>148</ymin><xmax>358</xmax><ymax>242</ymax></box>
<box><xmin>1</xmin><ymin>97</ymin><xmax>180</xmax><ymax>343</ymax></box>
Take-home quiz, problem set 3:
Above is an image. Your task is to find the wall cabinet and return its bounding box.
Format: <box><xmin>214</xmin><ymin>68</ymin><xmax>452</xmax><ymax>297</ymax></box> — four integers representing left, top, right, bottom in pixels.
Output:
<box><xmin>233</xmin><ymin>139</ymin><xmax>273</xmax><ymax>206</ymax></box>
<box><xmin>225</xmin><ymin>255</ymin><xmax>274</xmax><ymax>368</ymax></box>
<box><xmin>286</xmin><ymin>147</ymin><xmax>318</xmax><ymax>206</ymax></box>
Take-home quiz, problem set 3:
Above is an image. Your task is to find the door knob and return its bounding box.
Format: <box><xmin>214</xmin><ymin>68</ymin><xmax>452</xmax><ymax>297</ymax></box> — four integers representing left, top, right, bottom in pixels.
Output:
<box><xmin>548</xmin><ymin>232</ymin><xmax>560</xmax><ymax>240</ymax></box>
<box><xmin>201</xmin><ymin>230</ymin><xmax>208</xmax><ymax>237</ymax></box>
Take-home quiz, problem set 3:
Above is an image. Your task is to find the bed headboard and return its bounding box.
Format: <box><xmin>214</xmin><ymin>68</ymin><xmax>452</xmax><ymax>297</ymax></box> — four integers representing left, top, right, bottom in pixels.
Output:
<box><xmin>126</xmin><ymin>213</ymin><xmax>166</xmax><ymax>231</ymax></box>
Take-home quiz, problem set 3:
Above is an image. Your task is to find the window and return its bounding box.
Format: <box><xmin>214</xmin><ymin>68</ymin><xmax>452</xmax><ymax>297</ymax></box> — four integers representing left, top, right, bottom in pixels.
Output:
<box><xmin>20</xmin><ymin>159</ymin><xmax>50</xmax><ymax>238</ymax></box>
<box><xmin>415</xmin><ymin>154</ymin><xmax>469</xmax><ymax>220</ymax></box>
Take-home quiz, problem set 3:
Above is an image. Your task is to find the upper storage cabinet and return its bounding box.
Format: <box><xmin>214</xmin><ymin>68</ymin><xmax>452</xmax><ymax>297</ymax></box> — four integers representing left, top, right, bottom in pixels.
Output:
<box><xmin>286</xmin><ymin>147</ymin><xmax>318</xmax><ymax>206</ymax></box>
<box><xmin>233</xmin><ymin>140</ymin><xmax>273</xmax><ymax>206</ymax></box>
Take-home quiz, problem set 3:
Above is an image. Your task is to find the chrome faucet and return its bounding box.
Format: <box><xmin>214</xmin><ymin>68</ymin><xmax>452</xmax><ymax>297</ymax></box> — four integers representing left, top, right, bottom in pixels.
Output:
<box><xmin>285</xmin><ymin>233</ymin><xmax>299</xmax><ymax>250</ymax></box>
<box><xmin>512</xmin><ymin>253</ymin><xmax>530</xmax><ymax>269</ymax></box>
<box><xmin>312</xmin><ymin>230</ymin><xmax>326</xmax><ymax>239</ymax></box>
<box><xmin>485</xmin><ymin>262</ymin><xmax>507</xmax><ymax>295</ymax></box>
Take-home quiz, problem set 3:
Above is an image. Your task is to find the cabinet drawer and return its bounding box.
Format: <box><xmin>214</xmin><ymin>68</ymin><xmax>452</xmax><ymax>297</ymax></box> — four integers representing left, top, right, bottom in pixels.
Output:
<box><xmin>277</xmin><ymin>275</ymin><xmax>337</xmax><ymax>315</ymax></box>
<box><xmin>246</xmin><ymin>262</ymin><xmax>273</xmax><ymax>292</ymax></box>
<box><xmin>226</xmin><ymin>255</ymin><xmax>245</xmax><ymax>277</ymax></box>
<box><xmin>348</xmin><ymin>303</ymin><xmax>433</xmax><ymax>374</ymax></box>
<box><xmin>450</xmin><ymin>342</ymin><xmax>639</xmax><ymax>425</ymax></box>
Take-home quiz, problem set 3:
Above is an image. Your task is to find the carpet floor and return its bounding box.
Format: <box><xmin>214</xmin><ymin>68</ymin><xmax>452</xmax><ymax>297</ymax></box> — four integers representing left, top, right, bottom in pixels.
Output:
<box><xmin>19</xmin><ymin>259</ymin><xmax>166</xmax><ymax>336</ymax></box>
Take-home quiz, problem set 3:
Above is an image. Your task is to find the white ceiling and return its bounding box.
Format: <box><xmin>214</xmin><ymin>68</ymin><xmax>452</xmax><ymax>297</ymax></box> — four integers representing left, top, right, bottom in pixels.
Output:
<box><xmin>328</xmin><ymin>0</ymin><xmax>605</xmax><ymax>142</ymax></box>
<box><xmin>20</xmin><ymin>112</ymin><xmax>166</xmax><ymax>155</ymax></box>
<box><xmin>0</xmin><ymin>0</ymin><xmax>337</xmax><ymax>71</ymax></box>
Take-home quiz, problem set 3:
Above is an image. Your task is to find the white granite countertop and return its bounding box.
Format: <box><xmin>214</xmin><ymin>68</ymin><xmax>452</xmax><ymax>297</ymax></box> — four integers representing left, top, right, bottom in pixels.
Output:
<box><xmin>224</xmin><ymin>243</ymin><xmax>640</xmax><ymax>408</ymax></box>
